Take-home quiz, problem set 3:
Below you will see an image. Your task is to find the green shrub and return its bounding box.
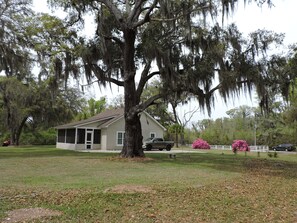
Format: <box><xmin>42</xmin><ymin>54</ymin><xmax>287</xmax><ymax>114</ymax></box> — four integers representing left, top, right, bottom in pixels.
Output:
<box><xmin>20</xmin><ymin>128</ymin><xmax>56</xmax><ymax>145</ymax></box>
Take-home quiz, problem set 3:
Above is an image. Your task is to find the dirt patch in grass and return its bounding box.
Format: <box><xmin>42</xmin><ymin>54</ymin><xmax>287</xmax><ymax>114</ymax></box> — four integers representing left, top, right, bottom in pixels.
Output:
<box><xmin>104</xmin><ymin>185</ymin><xmax>155</xmax><ymax>194</ymax></box>
<box><xmin>2</xmin><ymin>208</ymin><xmax>62</xmax><ymax>223</ymax></box>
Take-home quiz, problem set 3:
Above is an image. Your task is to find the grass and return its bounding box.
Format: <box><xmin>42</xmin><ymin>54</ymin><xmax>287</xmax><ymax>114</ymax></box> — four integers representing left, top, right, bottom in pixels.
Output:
<box><xmin>0</xmin><ymin>146</ymin><xmax>296</xmax><ymax>222</ymax></box>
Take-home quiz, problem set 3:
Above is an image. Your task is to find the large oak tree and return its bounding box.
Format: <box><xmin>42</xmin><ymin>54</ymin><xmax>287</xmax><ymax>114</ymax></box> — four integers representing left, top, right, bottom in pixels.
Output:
<box><xmin>45</xmin><ymin>0</ymin><xmax>287</xmax><ymax>157</ymax></box>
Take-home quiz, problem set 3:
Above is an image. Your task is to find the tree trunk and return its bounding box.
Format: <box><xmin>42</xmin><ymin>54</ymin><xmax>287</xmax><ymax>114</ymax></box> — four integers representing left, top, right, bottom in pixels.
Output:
<box><xmin>15</xmin><ymin>117</ymin><xmax>27</xmax><ymax>146</ymax></box>
<box><xmin>120</xmin><ymin>78</ymin><xmax>145</xmax><ymax>157</ymax></box>
<box><xmin>10</xmin><ymin>130</ymin><xmax>16</xmax><ymax>145</ymax></box>
<box><xmin>175</xmin><ymin>130</ymin><xmax>179</xmax><ymax>148</ymax></box>
<box><xmin>120</xmin><ymin>28</ymin><xmax>145</xmax><ymax>158</ymax></box>
<box><xmin>180</xmin><ymin>132</ymin><xmax>185</xmax><ymax>145</ymax></box>
<box><xmin>10</xmin><ymin>129</ymin><xmax>19</xmax><ymax>146</ymax></box>
<box><xmin>120</xmin><ymin>112</ymin><xmax>144</xmax><ymax>157</ymax></box>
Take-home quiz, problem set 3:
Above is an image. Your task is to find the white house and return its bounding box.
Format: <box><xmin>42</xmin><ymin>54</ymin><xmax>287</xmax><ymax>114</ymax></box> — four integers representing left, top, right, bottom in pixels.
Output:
<box><xmin>56</xmin><ymin>108</ymin><xmax>166</xmax><ymax>151</ymax></box>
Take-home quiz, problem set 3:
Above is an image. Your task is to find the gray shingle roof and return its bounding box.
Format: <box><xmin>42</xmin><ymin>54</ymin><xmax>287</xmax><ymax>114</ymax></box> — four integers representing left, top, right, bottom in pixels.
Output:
<box><xmin>55</xmin><ymin>108</ymin><xmax>124</xmax><ymax>129</ymax></box>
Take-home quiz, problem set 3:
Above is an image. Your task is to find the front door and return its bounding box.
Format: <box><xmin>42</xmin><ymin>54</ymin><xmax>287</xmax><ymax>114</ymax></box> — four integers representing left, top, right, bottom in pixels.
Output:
<box><xmin>85</xmin><ymin>130</ymin><xmax>93</xmax><ymax>150</ymax></box>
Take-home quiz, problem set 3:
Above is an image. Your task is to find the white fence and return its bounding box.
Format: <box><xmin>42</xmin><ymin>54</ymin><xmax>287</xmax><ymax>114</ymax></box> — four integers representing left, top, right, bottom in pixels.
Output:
<box><xmin>210</xmin><ymin>145</ymin><xmax>269</xmax><ymax>152</ymax></box>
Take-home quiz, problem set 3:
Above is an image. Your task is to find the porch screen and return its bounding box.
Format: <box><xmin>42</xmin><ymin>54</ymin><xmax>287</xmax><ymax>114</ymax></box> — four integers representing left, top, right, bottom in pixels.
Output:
<box><xmin>66</xmin><ymin>129</ymin><xmax>75</xmax><ymax>143</ymax></box>
<box><xmin>57</xmin><ymin>129</ymin><xmax>66</xmax><ymax>142</ymax></box>
<box><xmin>93</xmin><ymin>129</ymin><xmax>101</xmax><ymax>144</ymax></box>
<box><xmin>77</xmin><ymin>129</ymin><xmax>85</xmax><ymax>144</ymax></box>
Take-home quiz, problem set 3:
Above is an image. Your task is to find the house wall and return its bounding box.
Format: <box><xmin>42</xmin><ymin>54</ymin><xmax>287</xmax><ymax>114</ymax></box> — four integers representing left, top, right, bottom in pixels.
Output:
<box><xmin>106</xmin><ymin>118</ymin><xmax>125</xmax><ymax>150</ymax></box>
<box><xmin>140</xmin><ymin>113</ymin><xmax>164</xmax><ymax>140</ymax></box>
<box><xmin>57</xmin><ymin>142</ymin><xmax>77</xmax><ymax>150</ymax></box>
<box><xmin>104</xmin><ymin>113</ymin><xmax>165</xmax><ymax>150</ymax></box>
<box><xmin>57</xmin><ymin>142</ymin><xmax>100</xmax><ymax>150</ymax></box>
<box><xmin>75</xmin><ymin>144</ymin><xmax>86</xmax><ymax>150</ymax></box>
<box><xmin>93</xmin><ymin>144</ymin><xmax>101</xmax><ymax>150</ymax></box>
<box><xmin>101</xmin><ymin>128</ymin><xmax>108</xmax><ymax>150</ymax></box>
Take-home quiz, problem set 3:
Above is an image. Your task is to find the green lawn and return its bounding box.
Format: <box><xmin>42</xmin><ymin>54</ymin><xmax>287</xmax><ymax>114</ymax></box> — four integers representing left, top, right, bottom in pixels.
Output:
<box><xmin>0</xmin><ymin>146</ymin><xmax>296</xmax><ymax>222</ymax></box>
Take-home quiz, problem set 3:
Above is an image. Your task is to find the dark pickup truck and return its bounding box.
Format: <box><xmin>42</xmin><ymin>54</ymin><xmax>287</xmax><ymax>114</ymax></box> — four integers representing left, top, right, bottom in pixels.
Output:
<box><xmin>142</xmin><ymin>137</ymin><xmax>174</xmax><ymax>151</ymax></box>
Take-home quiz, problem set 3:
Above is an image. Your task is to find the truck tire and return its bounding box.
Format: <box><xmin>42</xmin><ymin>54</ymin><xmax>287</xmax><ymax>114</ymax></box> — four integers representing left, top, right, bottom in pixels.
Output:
<box><xmin>166</xmin><ymin>145</ymin><xmax>171</xmax><ymax>151</ymax></box>
<box><xmin>146</xmin><ymin>145</ymin><xmax>152</xmax><ymax>151</ymax></box>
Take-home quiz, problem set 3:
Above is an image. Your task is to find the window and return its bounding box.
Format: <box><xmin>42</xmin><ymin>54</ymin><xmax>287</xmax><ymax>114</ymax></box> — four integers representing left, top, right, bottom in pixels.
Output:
<box><xmin>93</xmin><ymin>129</ymin><xmax>101</xmax><ymax>144</ymax></box>
<box><xmin>77</xmin><ymin>129</ymin><xmax>85</xmax><ymax>144</ymax></box>
<box><xmin>117</xmin><ymin>131</ymin><xmax>125</xmax><ymax>146</ymax></box>
<box><xmin>57</xmin><ymin>129</ymin><xmax>66</xmax><ymax>143</ymax></box>
<box><xmin>150</xmin><ymin>132</ymin><xmax>156</xmax><ymax>138</ymax></box>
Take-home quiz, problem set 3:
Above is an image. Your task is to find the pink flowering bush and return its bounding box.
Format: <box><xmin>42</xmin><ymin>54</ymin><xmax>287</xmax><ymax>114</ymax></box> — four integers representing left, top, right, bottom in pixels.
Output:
<box><xmin>232</xmin><ymin>140</ymin><xmax>250</xmax><ymax>153</ymax></box>
<box><xmin>192</xmin><ymin>138</ymin><xmax>210</xmax><ymax>149</ymax></box>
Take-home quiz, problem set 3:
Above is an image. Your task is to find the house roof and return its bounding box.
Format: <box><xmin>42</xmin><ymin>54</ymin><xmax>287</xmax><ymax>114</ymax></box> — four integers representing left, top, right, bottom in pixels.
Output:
<box><xmin>56</xmin><ymin>107</ymin><xmax>166</xmax><ymax>131</ymax></box>
<box><xmin>55</xmin><ymin>108</ymin><xmax>124</xmax><ymax>129</ymax></box>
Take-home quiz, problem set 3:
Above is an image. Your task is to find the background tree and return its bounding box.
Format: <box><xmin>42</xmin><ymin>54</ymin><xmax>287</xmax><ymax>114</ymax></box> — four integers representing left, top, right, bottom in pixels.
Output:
<box><xmin>141</xmin><ymin>79</ymin><xmax>175</xmax><ymax>127</ymax></box>
<box><xmin>0</xmin><ymin>77</ymin><xmax>33</xmax><ymax>145</ymax></box>
<box><xmin>108</xmin><ymin>95</ymin><xmax>125</xmax><ymax>109</ymax></box>
<box><xmin>141</xmin><ymin>79</ymin><xmax>198</xmax><ymax>146</ymax></box>
<box><xmin>250</xmin><ymin>47</ymin><xmax>297</xmax><ymax>146</ymax></box>
<box><xmin>30</xmin><ymin>80</ymin><xmax>85</xmax><ymax>129</ymax></box>
<box><xmin>192</xmin><ymin>106</ymin><xmax>256</xmax><ymax>145</ymax></box>
<box><xmin>0</xmin><ymin>1</ymin><xmax>89</xmax><ymax>145</ymax></box>
<box><xmin>0</xmin><ymin>0</ymin><xmax>34</xmax><ymax>80</ymax></box>
<box><xmin>75</xmin><ymin>97</ymin><xmax>106</xmax><ymax>120</ymax></box>
<box><xmin>0</xmin><ymin>76</ymin><xmax>85</xmax><ymax>145</ymax></box>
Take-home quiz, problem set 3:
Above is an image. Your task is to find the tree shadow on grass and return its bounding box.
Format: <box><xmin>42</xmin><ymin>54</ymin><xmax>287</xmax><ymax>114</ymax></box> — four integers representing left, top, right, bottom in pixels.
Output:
<box><xmin>0</xmin><ymin>147</ymin><xmax>112</xmax><ymax>159</ymax></box>
<box><xmin>1</xmin><ymin>147</ymin><xmax>296</xmax><ymax>179</ymax></box>
<box><xmin>146</xmin><ymin>152</ymin><xmax>297</xmax><ymax>179</ymax></box>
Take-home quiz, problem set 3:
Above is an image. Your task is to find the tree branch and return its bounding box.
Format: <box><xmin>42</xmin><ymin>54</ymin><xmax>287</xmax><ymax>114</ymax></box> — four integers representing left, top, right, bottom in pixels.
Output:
<box><xmin>90</xmin><ymin>64</ymin><xmax>125</xmax><ymax>86</ymax></box>
<box><xmin>149</xmin><ymin>5</ymin><xmax>210</xmax><ymax>22</ymax></box>
<box><xmin>102</xmin><ymin>34</ymin><xmax>124</xmax><ymax>52</ymax></box>
<box><xmin>98</xmin><ymin>0</ymin><xmax>123</xmax><ymax>25</ymax></box>
<box><xmin>128</xmin><ymin>0</ymin><xmax>144</xmax><ymax>25</ymax></box>
<box><xmin>182</xmin><ymin>107</ymin><xmax>200</xmax><ymax>127</ymax></box>
<box><xmin>136</xmin><ymin>62</ymin><xmax>160</xmax><ymax>98</ymax></box>
<box><xmin>137</xmin><ymin>93</ymin><xmax>164</xmax><ymax>112</ymax></box>
<box><xmin>132</xmin><ymin>0</ymin><xmax>158</xmax><ymax>28</ymax></box>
